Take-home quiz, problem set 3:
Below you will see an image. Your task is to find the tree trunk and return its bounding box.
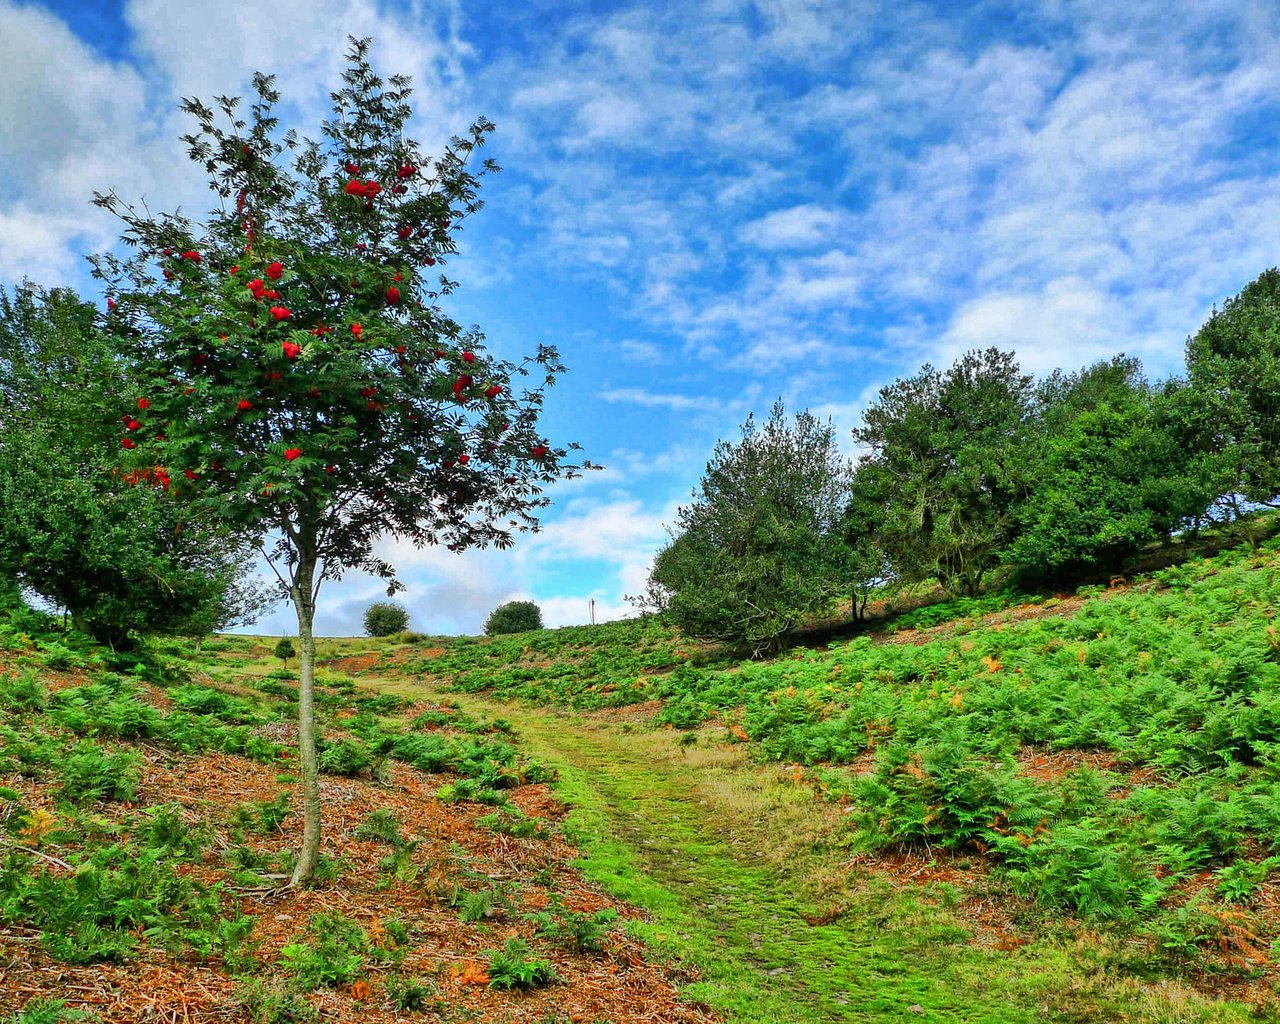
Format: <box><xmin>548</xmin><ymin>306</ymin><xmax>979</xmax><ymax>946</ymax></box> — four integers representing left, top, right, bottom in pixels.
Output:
<box><xmin>289</xmin><ymin>555</ymin><xmax>322</xmax><ymax>888</ymax></box>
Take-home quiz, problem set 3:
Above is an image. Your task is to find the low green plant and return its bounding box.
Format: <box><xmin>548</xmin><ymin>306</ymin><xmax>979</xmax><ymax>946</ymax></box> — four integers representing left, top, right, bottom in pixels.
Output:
<box><xmin>55</xmin><ymin>743</ymin><xmax>141</xmax><ymax>804</ymax></box>
<box><xmin>485</xmin><ymin>937</ymin><xmax>557</xmax><ymax>990</ymax></box>
<box><xmin>279</xmin><ymin>911</ymin><xmax>369</xmax><ymax>989</ymax></box>
<box><xmin>234</xmin><ymin>978</ymin><xmax>318</xmax><ymax>1024</ymax></box>
<box><xmin>354</xmin><ymin>808</ymin><xmax>406</xmax><ymax>846</ymax></box>
<box><xmin>5</xmin><ymin>997</ymin><xmax>93</xmax><ymax>1023</ymax></box>
<box><xmin>385</xmin><ymin>973</ymin><xmax>434</xmax><ymax>1011</ymax></box>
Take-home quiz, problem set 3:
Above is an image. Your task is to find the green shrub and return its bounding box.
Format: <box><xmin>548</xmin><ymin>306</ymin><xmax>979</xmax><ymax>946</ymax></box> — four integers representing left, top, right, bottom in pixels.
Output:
<box><xmin>486</xmin><ymin>938</ymin><xmax>556</xmax><ymax>990</ymax></box>
<box><xmin>6</xmin><ymin>996</ymin><xmax>93</xmax><ymax>1023</ymax></box>
<box><xmin>56</xmin><ymin>743</ymin><xmax>141</xmax><ymax>804</ymax></box>
<box><xmin>279</xmin><ymin>911</ymin><xmax>369</xmax><ymax>989</ymax></box>
<box><xmin>354</xmin><ymin>809</ymin><xmax>405</xmax><ymax>846</ymax></box>
<box><xmin>385</xmin><ymin>974</ymin><xmax>434</xmax><ymax>1011</ymax></box>
<box><xmin>527</xmin><ymin>901</ymin><xmax>619</xmax><ymax>952</ymax></box>
<box><xmin>363</xmin><ymin>602</ymin><xmax>410</xmax><ymax>637</ymax></box>
<box><xmin>317</xmin><ymin>737</ymin><xmax>376</xmax><ymax>776</ymax></box>
<box><xmin>484</xmin><ymin>600</ymin><xmax>543</xmax><ymax>636</ymax></box>
<box><xmin>234</xmin><ymin>978</ymin><xmax>318</xmax><ymax>1024</ymax></box>
<box><xmin>478</xmin><ymin>807</ymin><xmax>548</xmax><ymax>839</ymax></box>
<box><xmin>0</xmin><ymin>671</ymin><xmax>45</xmax><ymax>711</ymax></box>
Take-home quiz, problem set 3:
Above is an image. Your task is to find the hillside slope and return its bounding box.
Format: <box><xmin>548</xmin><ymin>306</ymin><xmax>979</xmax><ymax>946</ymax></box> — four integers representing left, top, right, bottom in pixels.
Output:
<box><xmin>0</xmin><ymin>614</ymin><xmax>716</xmax><ymax>1023</ymax></box>
<box><xmin>329</xmin><ymin>537</ymin><xmax>1280</xmax><ymax>1020</ymax></box>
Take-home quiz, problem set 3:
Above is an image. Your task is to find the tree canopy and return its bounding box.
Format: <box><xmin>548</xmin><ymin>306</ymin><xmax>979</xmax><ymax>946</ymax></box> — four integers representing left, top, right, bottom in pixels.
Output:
<box><xmin>90</xmin><ymin>39</ymin><xmax>590</xmax><ymax>883</ymax></box>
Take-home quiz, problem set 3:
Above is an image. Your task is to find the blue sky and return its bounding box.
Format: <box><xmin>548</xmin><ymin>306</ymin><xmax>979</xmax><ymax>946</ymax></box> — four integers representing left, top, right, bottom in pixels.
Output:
<box><xmin>3</xmin><ymin>0</ymin><xmax>1279</xmax><ymax>635</ymax></box>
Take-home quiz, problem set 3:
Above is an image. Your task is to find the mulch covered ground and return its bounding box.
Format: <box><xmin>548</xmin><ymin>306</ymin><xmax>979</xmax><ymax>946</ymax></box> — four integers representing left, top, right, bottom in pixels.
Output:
<box><xmin>0</xmin><ymin>674</ymin><xmax>720</xmax><ymax>1023</ymax></box>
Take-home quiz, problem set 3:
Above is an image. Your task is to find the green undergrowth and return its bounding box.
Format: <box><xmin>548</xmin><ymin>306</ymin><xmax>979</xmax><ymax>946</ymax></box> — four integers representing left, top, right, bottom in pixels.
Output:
<box><xmin>437</xmin><ymin>697</ymin><xmax>1261</xmax><ymax>1024</ymax></box>
<box><xmin>0</xmin><ymin>598</ymin><xmax>557</xmax><ymax>989</ymax></box>
<box><xmin>401</xmin><ymin>536</ymin><xmax>1280</xmax><ymax>1011</ymax></box>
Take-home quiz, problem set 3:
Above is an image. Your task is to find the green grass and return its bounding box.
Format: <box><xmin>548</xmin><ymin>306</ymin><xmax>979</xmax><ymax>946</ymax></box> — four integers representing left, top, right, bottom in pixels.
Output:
<box><xmin>332</xmin><ymin>531</ymin><xmax>1280</xmax><ymax>1020</ymax></box>
<box><xmin>405</xmin><ymin>687</ymin><xmax>1263</xmax><ymax>1023</ymax></box>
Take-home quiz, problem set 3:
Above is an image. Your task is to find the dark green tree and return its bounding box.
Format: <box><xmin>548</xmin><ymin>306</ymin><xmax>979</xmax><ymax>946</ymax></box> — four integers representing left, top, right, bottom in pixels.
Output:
<box><xmin>363</xmin><ymin>601</ymin><xmax>409</xmax><ymax>636</ymax></box>
<box><xmin>0</xmin><ymin>285</ymin><xmax>268</xmax><ymax>647</ymax></box>
<box><xmin>484</xmin><ymin>599</ymin><xmax>543</xmax><ymax>635</ymax></box>
<box><xmin>1007</xmin><ymin>357</ymin><xmax>1214</xmax><ymax>579</ymax></box>
<box><xmin>90</xmin><ymin>40</ymin><xmax>590</xmax><ymax>883</ymax></box>
<box><xmin>1185</xmin><ymin>268</ymin><xmax>1280</xmax><ymax>519</ymax></box>
<box><xmin>273</xmin><ymin>636</ymin><xmax>296</xmax><ymax>668</ymax></box>
<box><xmin>649</xmin><ymin>403</ymin><xmax>863</xmax><ymax>655</ymax></box>
<box><xmin>853</xmin><ymin>348</ymin><xmax>1033</xmax><ymax>598</ymax></box>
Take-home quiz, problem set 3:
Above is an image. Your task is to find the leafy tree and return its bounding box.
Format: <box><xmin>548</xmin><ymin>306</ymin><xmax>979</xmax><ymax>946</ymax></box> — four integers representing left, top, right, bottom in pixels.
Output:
<box><xmin>1184</xmin><ymin>268</ymin><xmax>1280</xmax><ymax>516</ymax></box>
<box><xmin>650</xmin><ymin>403</ymin><xmax>862</xmax><ymax>655</ymax></box>
<box><xmin>1007</xmin><ymin>357</ymin><xmax>1214</xmax><ymax>579</ymax></box>
<box><xmin>273</xmin><ymin>637</ymin><xmax>296</xmax><ymax>668</ymax></box>
<box><xmin>363</xmin><ymin>601</ymin><xmax>409</xmax><ymax>636</ymax></box>
<box><xmin>853</xmin><ymin>348</ymin><xmax>1033</xmax><ymax>598</ymax></box>
<box><xmin>0</xmin><ymin>286</ymin><xmax>268</xmax><ymax>647</ymax></box>
<box><xmin>90</xmin><ymin>40</ymin><xmax>589</xmax><ymax>884</ymax></box>
<box><xmin>484</xmin><ymin>599</ymin><xmax>543</xmax><ymax>635</ymax></box>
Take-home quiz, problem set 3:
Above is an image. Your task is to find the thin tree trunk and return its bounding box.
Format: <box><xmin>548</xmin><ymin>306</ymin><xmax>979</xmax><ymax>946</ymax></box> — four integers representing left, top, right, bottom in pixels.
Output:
<box><xmin>290</xmin><ymin>555</ymin><xmax>321</xmax><ymax>887</ymax></box>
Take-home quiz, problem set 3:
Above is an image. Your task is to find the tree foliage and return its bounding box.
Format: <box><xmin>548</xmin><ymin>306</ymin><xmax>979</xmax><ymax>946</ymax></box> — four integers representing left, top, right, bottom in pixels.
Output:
<box><xmin>484</xmin><ymin>600</ymin><xmax>543</xmax><ymax>635</ymax></box>
<box><xmin>1185</xmin><ymin>267</ymin><xmax>1280</xmax><ymax>511</ymax></box>
<box><xmin>89</xmin><ymin>39</ymin><xmax>590</xmax><ymax>883</ymax></box>
<box><xmin>650</xmin><ymin>403</ymin><xmax>863</xmax><ymax>654</ymax></box>
<box><xmin>853</xmin><ymin>348</ymin><xmax>1033</xmax><ymax>598</ymax></box>
<box><xmin>363</xmin><ymin>601</ymin><xmax>409</xmax><ymax>637</ymax></box>
<box><xmin>1007</xmin><ymin>357</ymin><xmax>1215</xmax><ymax>580</ymax></box>
<box><xmin>0</xmin><ymin>285</ymin><xmax>269</xmax><ymax>647</ymax></box>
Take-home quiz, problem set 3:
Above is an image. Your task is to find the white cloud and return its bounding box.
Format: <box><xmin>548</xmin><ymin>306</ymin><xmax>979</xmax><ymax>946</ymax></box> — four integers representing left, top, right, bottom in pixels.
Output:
<box><xmin>739</xmin><ymin>205</ymin><xmax>846</xmax><ymax>249</ymax></box>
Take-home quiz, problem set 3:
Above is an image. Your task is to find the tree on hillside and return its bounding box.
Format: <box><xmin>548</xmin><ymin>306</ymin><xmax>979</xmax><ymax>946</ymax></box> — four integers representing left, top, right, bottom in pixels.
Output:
<box><xmin>91</xmin><ymin>40</ymin><xmax>590</xmax><ymax>885</ymax></box>
<box><xmin>1006</xmin><ymin>356</ymin><xmax>1215</xmax><ymax>579</ymax></box>
<box><xmin>0</xmin><ymin>285</ymin><xmax>270</xmax><ymax>647</ymax></box>
<box><xmin>1185</xmin><ymin>268</ymin><xmax>1280</xmax><ymax>520</ymax></box>
<box><xmin>273</xmin><ymin>636</ymin><xmax>296</xmax><ymax>669</ymax></box>
<box><xmin>648</xmin><ymin>403</ymin><xmax>864</xmax><ymax>655</ymax></box>
<box><xmin>852</xmin><ymin>348</ymin><xmax>1033</xmax><ymax>598</ymax></box>
<box><xmin>363</xmin><ymin>601</ymin><xmax>409</xmax><ymax>636</ymax></box>
<box><xmin>484</xmin><ymin>599</ymin><xmax>543</xmax><ymax>635</ymax></box>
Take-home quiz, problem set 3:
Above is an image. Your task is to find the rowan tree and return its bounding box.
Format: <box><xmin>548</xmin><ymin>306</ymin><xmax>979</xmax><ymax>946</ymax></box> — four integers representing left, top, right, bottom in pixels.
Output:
<box><xmin>90</xmin><ymin>40</ymin><xmax>590</xmax><ymax>885</ymax></box>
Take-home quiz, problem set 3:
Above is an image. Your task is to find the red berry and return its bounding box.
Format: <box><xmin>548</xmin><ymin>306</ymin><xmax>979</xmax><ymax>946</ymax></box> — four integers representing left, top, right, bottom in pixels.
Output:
<box><xmin>269</xmin><ymin>305</ymin><xmax>292</xmax><ymax>321</ymax></box>
<box><xmin>137</xmin><ymin>398</ymin><xmax>151</xmax><ymax>410</ymax></box>
<box><xmin>398</xmin><ymin>225</ymin><xmax>412</xmax><ymax>239</ymax></box>
<box><xmin>121</xmin><ymin>437</ymin><xmax>136</xmax><ymax>449</ymax></box>
<box><xmin>265</xmin><ymin>261</ymin><xmax>283</xmax><ymax>280</ymax></box>
<box><xmin>458</xmin><ymin>453</ymin><xmax>470</xmax><ymax>465</ymax></box>
<box><xmin>397</xmin><ymin>164</ymin><xmax>417</xmax><ymax>179</ymax></box>
<box><xmin>531</xmin><ymin>445</ymin><xmax>549</xmax><ymax>459</ymax></box>
<box><xmin>237</xmin><ymin>399</ymin><xmax>252</xmax><ymax>412</ymax></box>
<box><xmin>385</xmin><ymin>286</ymin><xmax>400</xmax><ymax>304</ymax></box>
<box><xmin>284</xmin><ymin>448</ymin><xmax>302</xmax><ymax>461</ymax></box>
<box><xmin>462</xmin><ymin>351</ymin><xmax>475</xmax><ymax>363</ymax></box>
<box><xmin>282</xmin><ymin>342</ymin><xmax>302</xmax><ymax>360</ymax></box>
<box><xmin>484</xmin><ymin>385</ymin><xmax>502</xmax><ymax>399</ymax></box>
<box><xmin>345</xmin><ymin>162</ymin><xmax>359</xmax><ymax>174</ymax></box>
<box><xmin>351</xmin><ymin>323</ymin><xmax>363</xmax><ymax>338</ymax></box>
<box><xmin>184</xmin><ymin>469</ymin><xmax>198</xmax><ymax>480</ymax></box>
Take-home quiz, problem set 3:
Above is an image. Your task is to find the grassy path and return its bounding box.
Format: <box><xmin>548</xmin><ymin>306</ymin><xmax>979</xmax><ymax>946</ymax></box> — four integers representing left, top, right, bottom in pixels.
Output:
<box><xmin>390</xmin><ymin>683</ymin><xmax>1061</xmax><ymax>1024</ymax></box>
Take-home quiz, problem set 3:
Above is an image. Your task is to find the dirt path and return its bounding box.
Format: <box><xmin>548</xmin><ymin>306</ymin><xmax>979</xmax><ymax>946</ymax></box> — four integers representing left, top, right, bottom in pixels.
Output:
<box><xmin>378</xmin><ymin>679</ymin><xmax>1045</xmax><ymax>1024</ymax></box>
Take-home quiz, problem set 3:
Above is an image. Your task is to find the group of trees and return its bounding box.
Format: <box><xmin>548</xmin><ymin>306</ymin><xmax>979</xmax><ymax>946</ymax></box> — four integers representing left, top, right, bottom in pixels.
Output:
<box><xmin>647</xmin><ymin>270</ymin><xmax>1280</xmax><ymax>654</ymax></box>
